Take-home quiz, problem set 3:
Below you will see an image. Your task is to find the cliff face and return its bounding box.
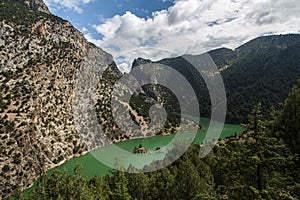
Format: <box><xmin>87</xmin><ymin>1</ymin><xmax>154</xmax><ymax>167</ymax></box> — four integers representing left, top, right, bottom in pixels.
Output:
<box><xmin>25</xmin><ymin>0</ymin><xmax>50</xmax><ymax>13</ymax></box>
<box><xmin>7</xmin><ymin>0</ymin><xmax>50</xmax><ymax>13</ymax></box>
<box><xmin>0</xmin><ymin>0</ymin><xmax>200</xmax><ymax>197</ymax></box>
<box><xmin>0</xmin><ymin>0</ymin><xmax>122</xmax><ymax>198</ymax></box>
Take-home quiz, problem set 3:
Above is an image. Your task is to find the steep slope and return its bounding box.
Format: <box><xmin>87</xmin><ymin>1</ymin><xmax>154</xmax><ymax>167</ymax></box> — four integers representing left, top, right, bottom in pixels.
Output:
<box><xmin>0</xmin><ymin>1</ymin><xmax>198</xmax><ymax>197</ymax></box>
<box><xmin>224</xmin><ymin>34</ymin><xmax>300</xmax><ymax>123</ymax></box>
<box><xmin>207</xmin><ymin>47</ymin><xmax>236</xmax><ymax>69</ymax></box>
<box><xmin>132</xmin><ymin>34</ymin><xmax>300</xmax><ymax>123</ymax></box>
<box><xmin>7</xmin><ymin>0</ymin><xmax>50</xmax><ymax>14</ymax></box>
<box><xmin>0</xmin><ymin>0</ymin><xmax>123</xmax><ymax>198</ymax></box>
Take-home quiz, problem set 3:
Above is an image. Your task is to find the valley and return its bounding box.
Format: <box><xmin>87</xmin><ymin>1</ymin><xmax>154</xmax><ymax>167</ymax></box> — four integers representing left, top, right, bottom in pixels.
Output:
<box><xmin>0</xmin><ymin>0</ymin><xmax>300</xmax><ymax>199</ymax></box>
<box><xmin>43</xmin><ymin>117</ymin><xmax>243</xmax><ymax>176</ymax></box>
<box><xmin>23</xmin><ymin>117</ymin><xmax>243</xmax><ymax>196</ymax></box>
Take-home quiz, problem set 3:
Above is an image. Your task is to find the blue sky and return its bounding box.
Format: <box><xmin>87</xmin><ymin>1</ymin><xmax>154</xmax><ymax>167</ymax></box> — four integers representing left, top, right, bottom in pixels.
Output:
<box><xmin>44</xmin><ymin>0</ymin><xmax>300</xmax><ymax>73</ymax></box>
<box><xmin>45</xmin><ymin>0</ymin><xmax>174</xmax><ymax>40</ymax></box>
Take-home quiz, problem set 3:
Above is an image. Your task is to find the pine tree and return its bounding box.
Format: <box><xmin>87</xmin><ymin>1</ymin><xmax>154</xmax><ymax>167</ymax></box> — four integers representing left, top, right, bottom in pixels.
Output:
<box><xmin>147</xmin><ymin>167</ymin><xmax>175</xmax><ymax>200</ymax></box>
<box><xmin>279</xmin><ymin>82</ymin><xmax>300</xmax><ymax>157</ymax></box>
<box><xmin>106</xmin><ymin>171</ymin><xmax>131</xmax><ymax>200</ymax></box>
<box><xmin>175</xmin><ymin>159</ymin><xmax>204</xmax><ymax>199</ymax></box>
<box><xmin>126</xmin><ymin>172</ymin><xmax>149</xmax><ymax>200</ymax></box>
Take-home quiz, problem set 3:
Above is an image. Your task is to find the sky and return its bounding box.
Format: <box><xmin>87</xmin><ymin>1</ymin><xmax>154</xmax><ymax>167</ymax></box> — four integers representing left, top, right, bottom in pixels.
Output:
<box><xmin>44</xmin><ymin>0</ymin><xmax>300</xmax><ymax>73</ymax></box>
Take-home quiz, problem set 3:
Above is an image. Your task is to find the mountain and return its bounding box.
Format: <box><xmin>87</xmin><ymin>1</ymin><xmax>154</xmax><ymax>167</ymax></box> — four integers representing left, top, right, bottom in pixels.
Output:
<box><xmin>0</xmin><ymin>0</ymin><xmax>123</xmax><ymax>198</ymax></box>
<box><xmin>132</xmin><ymin>34</ymin><xmax>300</xmax><ymax>123</ymax></box>
<box><xmin>207</xmin><ymin>47</ymin><xmax>236</xmax><ymax>69</ymax></box>
<box><xmin>0</xmin><ymin>1</ymin><xmax>199</xmax><ymax>197</ymax></box>
<box><xmin>223</xmin><ymin>34</ymin><xmax>300</xmax><ymax>123</ymax></box>
<box><xmin>1</xmin><ymin>0</ymin><xmax>299</xmax><ymax>197</ymax></box>
<box><xmin>7</xmin><ymin>0</ymin><xmax>50</xmax><ymax>14</ymax></box>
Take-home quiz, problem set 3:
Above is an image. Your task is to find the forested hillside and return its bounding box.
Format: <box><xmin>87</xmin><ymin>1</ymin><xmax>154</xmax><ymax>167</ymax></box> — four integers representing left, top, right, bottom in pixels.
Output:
<box><xmin>1</xmin><ymin>0</ymin><xmax>300</xmax><ymax>199</ymax></box>
<box><xmin>224</xmin><ymin>34</ymin><xmax>300</xmax><ymax>123</ymax></box>
<box><xmin>133</xmin><ymin>34</ymin><xmax>300</xmax><ymax>123</ymax></box>
<box><xmin>11</xmin><ymin>82</ymin><xmax>300</xmax><ymax>200</ymax></box>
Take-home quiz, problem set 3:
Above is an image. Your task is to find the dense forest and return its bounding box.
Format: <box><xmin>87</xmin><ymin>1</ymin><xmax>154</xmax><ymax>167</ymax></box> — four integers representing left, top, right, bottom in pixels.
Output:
<box><xmin>9</xmin><ymin>82</ymin><xmax>300</xmax><ymax>199</ymax></box>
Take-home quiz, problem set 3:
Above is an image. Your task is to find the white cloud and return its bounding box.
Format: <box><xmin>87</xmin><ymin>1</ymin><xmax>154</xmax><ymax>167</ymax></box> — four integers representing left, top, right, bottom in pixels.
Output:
<box><xmin>82</xmin><ymin>27</ymin><xmax>88</xmax><ymax>32</ymax></box>
<box><xmin>86</xmin><ymin>0</ymin><xmax>300</xmax><ymax>73</ymax></box>
<box><xmin>45</xmin><ymin>0</ymin><xmax>92</xmax><ymax>14</ymax></box>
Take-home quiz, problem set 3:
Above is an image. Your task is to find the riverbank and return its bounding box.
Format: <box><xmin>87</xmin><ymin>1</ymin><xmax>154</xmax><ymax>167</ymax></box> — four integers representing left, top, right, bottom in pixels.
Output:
<box><xmin>22</xmin><ymin>118</ymin><xmax>243</xmax><ymax>197</ymax></box>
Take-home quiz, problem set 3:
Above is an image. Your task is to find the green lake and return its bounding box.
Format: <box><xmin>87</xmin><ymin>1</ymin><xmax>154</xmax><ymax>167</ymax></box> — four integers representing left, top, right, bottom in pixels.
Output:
<box><xmin>48</xmin><ymin>118</ymin><xmax>243</xmax><ymax>178</ymax></box>
<box><xmin>24</xmin><ymin>118</ymin><xmax>243</xmax><ymax>196</ymax></box>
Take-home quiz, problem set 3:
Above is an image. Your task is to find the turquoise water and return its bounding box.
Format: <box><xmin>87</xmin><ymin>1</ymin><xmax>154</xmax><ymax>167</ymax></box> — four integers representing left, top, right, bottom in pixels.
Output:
<box><xmin>48</xmin><ymin>118</ymin><xmax>243</xmax><ymax>178</ymax></box>
<box><xmin>23</xmin><ymin>118</ymin><xmax>243</xmax><ymax>196</ymax></box>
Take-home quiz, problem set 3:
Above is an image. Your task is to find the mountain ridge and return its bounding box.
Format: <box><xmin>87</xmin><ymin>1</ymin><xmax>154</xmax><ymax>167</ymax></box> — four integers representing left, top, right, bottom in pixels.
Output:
<box><xmin>131</xmin><ymin>34</ymin><xmax>300</xmax><ymax>123</ymax></box>
<box><xmin>1</xmin><ymin>0</ymin><xmax>299</xmax><ymax>198</ymax></box>
<box><xmin>6</xmin><ymin>0</ymin><xmax>50</xmax><ymax>14</ymax></box>
<box><xmin>0</xmin><ymin>1</ymin><xmax>191</xmax><ymax>197</ymax></box>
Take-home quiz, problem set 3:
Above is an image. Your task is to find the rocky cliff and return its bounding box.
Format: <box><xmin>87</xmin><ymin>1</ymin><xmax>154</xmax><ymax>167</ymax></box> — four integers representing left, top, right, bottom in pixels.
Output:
<box><xmin>8</xmin><ymin>0</ymin><xmax>50</xmax><ymax>14</ymax></box>
<box><xmin>0</xmin><ymin>0</ymin><xmax>194</xmax><ymax>198</ymax></box>
<box><xmin>0</xmin><ymin>0</ymin><xmax>122</xmax><ymax>198</ymax></box>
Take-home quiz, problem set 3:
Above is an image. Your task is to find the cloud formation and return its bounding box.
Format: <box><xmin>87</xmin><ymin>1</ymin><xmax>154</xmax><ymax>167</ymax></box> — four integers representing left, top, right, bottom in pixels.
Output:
<box><xmin>45</xmin><ymin>0</ymin><xmax>92</xmax><ymax>14</ymax></box>
<box><xmin>87</xmin><ymin>0</ymin><xmax>300</xmax><ymax>73</ymax></box>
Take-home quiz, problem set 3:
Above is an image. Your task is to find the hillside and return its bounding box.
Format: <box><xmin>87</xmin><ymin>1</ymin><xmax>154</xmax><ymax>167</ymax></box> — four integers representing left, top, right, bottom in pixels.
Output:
<box><xmin>0</xmin><ymin>0</ymin><xmax>123</xmax><ymax>198</ymax></box>
<box><xmin>11</xmin><ymin>82</ymin><xmax>300</xmax><ymax>199</ymax></box>
<box><xmin>223</xmin><ymin>34</ymin><xmax>300</xmax><ymax>123</ymax></box>
<box><xmin>1</xmin><ymin>0</ymin><xmax>299</xmax><ymax>198</ymax></box>
<box><xmin>0</xmin><ymin>0</ymin><xmax>199</xmax><ymax>198</ymax></box>
<box><xmin>132</xmin><ymin>34</ymin><xmax>300</xmax><ymax>123</ymax></box>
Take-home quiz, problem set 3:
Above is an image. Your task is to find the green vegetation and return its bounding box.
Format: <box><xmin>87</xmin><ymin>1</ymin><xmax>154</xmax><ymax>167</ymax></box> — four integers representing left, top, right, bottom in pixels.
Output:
<box><xmin>133</xmin><ymin>144</ymin><xmax>148</xmax><ymax>154</ymax></box>
<box><xmin>13</xmin><ymin>82</ymin><xmax>299</xmax><ymax>200</ymax></box>
<box><xmin>0</xmin><ymin>0</ymin><xmax>66</xmax><ymax>26</ymax></box>
<box><xmin>128</xmin><ymin>84</ymin><xmax>181</xmax><ymax>133</ymax></box>
<box><xmin>223</xmin><ymin>34</ymin><xmax>300</xmax><ymax>123</ymax></box>
<box><xmin>135</xmin><ymin>34</ymin><xmax>300</xmax><ymax>124</ymax></box>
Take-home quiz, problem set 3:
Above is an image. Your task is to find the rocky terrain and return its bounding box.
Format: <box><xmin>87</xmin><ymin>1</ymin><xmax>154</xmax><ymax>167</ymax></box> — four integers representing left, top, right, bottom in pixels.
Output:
<box><xmin>2</xmin><ymin>1</ymin><xmax>298</xmax><ymax>198</ymax></box>
<box><xmin>0</xmin><ymin>0</ymin><xmax>125</xmax><ymax>198</ymax></box>
<box><xmin>0</xmin><ymin>0</ymin><xmax>197</xmax><ymax>198</ymax></box>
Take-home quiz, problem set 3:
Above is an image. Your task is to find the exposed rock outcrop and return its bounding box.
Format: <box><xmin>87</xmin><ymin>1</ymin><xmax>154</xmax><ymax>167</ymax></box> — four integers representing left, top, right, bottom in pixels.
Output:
<box><xmin>9</xmin><ymin>0</ymin><xmax>51</xmax><ymax>14</ymax></box>
<box><xmin>0</xmin><ymin>0</ymin><xmax>199</xmax><ymax>198</ymax></box>
<box><xmin>0</xmin><ymin>0</ymin><xmax>119</xmax><ymax>198</ymax></box>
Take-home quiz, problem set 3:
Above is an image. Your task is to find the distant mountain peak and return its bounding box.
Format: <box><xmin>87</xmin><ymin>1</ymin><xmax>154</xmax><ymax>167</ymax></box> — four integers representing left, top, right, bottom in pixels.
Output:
<box><xmin>9</xmin><ymin>0</ymin><xmax>51</xmax><ymax>14</ymax></box>
<box><xmin>132</xmin><ymin>57</ymin><xmax>153</xmax><ymax>68</ymax></box>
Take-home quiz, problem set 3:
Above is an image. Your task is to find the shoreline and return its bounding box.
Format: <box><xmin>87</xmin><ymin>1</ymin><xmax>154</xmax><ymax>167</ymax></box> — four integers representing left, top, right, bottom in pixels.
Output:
<box><xmin>21</xmin><ymin>121</ymin><xmax>243</xmax><ymax>195</ymax></box>
<box><xmin>20</xmin><ymin>133</ymin><xmax>183</xmax><ymax>194</ymax></box>
<box><xmin>21</xmin><ymin>149</ymin><xmax>89</xmax><ymax>194</ymax></box>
